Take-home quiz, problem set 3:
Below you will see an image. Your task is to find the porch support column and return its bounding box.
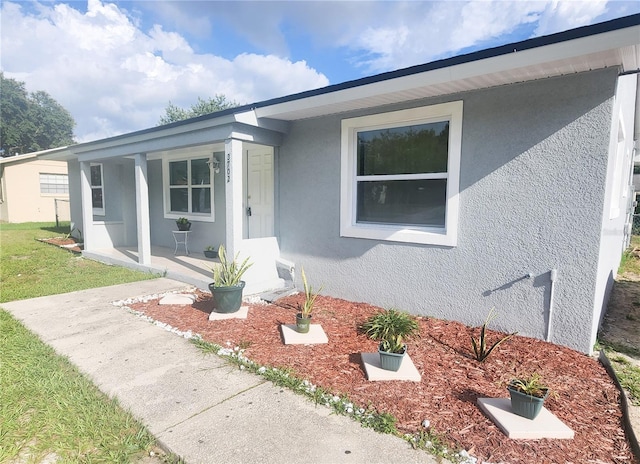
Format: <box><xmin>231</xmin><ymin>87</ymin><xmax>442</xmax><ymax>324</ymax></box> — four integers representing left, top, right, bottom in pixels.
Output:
<box><xmin>79</xmin><ymin>161</ymin><xmax>94</xmax><ymax>251</ymax></box>
<box><xmin>134</xmin><ymin>153</ymin><xmax>151</xmax><ymax>265</ymax></box>
<box><xmin>224</xmin><ymin>138</ymin><xmax>244</xmax><ymax>257</ymax></box>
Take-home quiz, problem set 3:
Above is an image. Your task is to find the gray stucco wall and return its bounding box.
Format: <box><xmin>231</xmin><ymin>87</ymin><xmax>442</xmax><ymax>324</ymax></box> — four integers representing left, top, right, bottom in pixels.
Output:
<box><xmin>277</xmin><ymin>68</ymin><xmax>618</xmax><ymax>353</ymax></box>
<box><xmin>147</xmin><ymin>157</ymin><xmax>227</xmax><ymax>253</ymax></box>
<box><xmin>591</xmin><ymin>73</ymin><xmax>638</xmax><ymax>349</ymax></box>
<box><xmin>69</xmin><ymin>156</ymin><xmax>227</xmax><ymax>252</ymax></box>
<box><xmin>67</xmin><ymin>160</ymin><xmax>82</xmax><ymax>238</ymax></box>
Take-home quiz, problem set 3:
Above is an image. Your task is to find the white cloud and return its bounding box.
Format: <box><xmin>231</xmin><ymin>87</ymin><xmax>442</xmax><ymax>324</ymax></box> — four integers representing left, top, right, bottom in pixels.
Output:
<box><xmin>0</xmin><ymin>0</ymin><xmax>329</xmax><ymax>142</ymax></box>
<box><xmin>341</xmin><ymin>1</ymin><xmax>610</xmax><ymax>73</ymax></box>
<box><xmin>534</xmin><ymin>0</ymin><xmax>609</xmax><ymax>35</ymax></box>
<box><xmin>1</xmin><ymin>0</ymin><xmax>635</xmax><ymax>143</ymax></box>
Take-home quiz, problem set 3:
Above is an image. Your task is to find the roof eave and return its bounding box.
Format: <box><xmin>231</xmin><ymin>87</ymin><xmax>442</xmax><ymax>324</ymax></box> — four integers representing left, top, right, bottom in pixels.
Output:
<box><xmin>254</xmin><ymin>20</ymin><xmax>640</xmax><ymax>120</ymax></box>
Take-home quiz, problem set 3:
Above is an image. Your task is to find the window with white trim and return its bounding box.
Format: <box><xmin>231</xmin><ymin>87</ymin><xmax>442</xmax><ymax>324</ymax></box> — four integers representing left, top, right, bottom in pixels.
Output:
<box><xmin>340</xmin><ymin>101</ymin><xmax>462</xmax><ymax>246</ymax></box>
<box><xmin>163</xmin><ymin>156</ymin><xmax>213</xmax><ymax>221</ymax></box>
<box><xmin>90</xmin><ymin>163</ymin><xmax>105</xmax><ymax>216</ymax></box>
<box><xmin>39</xmin><ymin>173</ymin><xmax>69</xmax><ymax>194</ymax></box>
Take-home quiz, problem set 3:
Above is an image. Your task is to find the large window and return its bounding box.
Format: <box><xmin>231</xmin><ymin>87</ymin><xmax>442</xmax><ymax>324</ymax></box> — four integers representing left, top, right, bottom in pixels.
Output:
<box><xmin>39</xmin><ymin>173</ymin><xmax>69</xmax><ymax>194</ymax></box>
<box><xmin>340</xmin><ymin>101</ymin><xmax>462</xmax><ymax>246</ymax></box>
<box><xmin>90</xmin><ymin>164</ymin><xmax>105</xmax><ymax>216</ymax></box>
<box><xmin>164</xmin><ymin>156</ymin><xmax>213</xmax><ymax>220</ymax></box>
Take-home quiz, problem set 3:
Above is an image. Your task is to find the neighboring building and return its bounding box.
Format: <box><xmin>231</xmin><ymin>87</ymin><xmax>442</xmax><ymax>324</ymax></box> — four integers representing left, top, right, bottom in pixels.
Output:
<box><xmin>0</xmin><ymin>148</ymin><xmax>71</xmax><ymax>224</ymax></box>
<box><xmin>44</xmin><ymin>15</ymin><xmax>640</xmax><ymax>353</ymax></box>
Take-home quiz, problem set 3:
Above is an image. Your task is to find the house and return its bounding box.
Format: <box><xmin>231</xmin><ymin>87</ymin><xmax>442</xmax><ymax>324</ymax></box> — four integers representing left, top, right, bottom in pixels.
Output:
<box><xmin>0</xmin><ymin>148</ymin><xmax>71</xmax><ymax>224</ymax></box>
<box><xmin>43</xmin><ymin>15</ymin><xmax>639</xmax><ymax>353</ymax></box>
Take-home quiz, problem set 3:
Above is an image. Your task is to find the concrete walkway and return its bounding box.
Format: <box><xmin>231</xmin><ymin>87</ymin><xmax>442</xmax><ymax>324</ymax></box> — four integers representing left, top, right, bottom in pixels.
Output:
<box><xmin>2</xmin><ymin>278</ymin><xmax>440</xmax><ymax>464</ymax></box>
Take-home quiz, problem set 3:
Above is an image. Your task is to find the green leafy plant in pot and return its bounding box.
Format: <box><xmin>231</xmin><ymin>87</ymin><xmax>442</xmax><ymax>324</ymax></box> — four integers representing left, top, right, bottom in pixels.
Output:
<box><xmin>361</xmin><ymin>309</ymin><xmax>420</xmax><ymax>372</ymax></box>
<box><xmin>208</xmin><ymin>245</ymin><xmax>252</xmax><ymax>313</ymax></box>
<box><xmin>176</xmin><ymin>217</ymin><xmax>191</xmax><ymax>231</ymax></box>
<box><xmin>203</xmin><ymin>245</ymin><xmax>217</xmax><ymax>259</ymax></box>
<box><xmin>295</xmin><ymin>267</ymin><xmax>322</xmax><ymax>333</ymax></box>
<box><xmin>507</xmin><ymin>373</ymin><xmax>550</xmax><ymax>420</ymax></box>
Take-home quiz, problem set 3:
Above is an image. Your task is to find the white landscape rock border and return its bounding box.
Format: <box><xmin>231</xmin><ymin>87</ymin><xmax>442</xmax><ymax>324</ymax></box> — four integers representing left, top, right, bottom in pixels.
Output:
<box><xmin>112</xmin><ymin>290</ymin><xmax>481</xmax><ymax>464</ymax></box>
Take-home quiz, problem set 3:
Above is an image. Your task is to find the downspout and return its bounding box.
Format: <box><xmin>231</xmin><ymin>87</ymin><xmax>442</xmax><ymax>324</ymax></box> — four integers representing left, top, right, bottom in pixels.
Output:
<box><xmin>546</xmin><ymin>269</ymin><xmax>558</xmax><ymax>342</ymax></box>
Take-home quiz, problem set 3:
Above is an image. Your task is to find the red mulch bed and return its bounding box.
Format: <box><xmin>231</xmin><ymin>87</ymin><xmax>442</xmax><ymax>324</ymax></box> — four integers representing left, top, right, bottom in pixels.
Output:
<box><xmin>128</xmin><ymin>292</ymin><xmax>636</xmax><ymax>463</ymax></box>
<box><xmin>40</xmin><ymin>237</ymin><xmax>83</xmax><ymax>253</ymax></box>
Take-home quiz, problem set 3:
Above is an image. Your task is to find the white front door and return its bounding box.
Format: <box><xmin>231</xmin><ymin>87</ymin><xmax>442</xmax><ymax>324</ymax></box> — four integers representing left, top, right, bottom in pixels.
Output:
<box><xmin>245</xmin><ymin>147</ymin><xmax>274</xmax><ymax>238</ymax></box>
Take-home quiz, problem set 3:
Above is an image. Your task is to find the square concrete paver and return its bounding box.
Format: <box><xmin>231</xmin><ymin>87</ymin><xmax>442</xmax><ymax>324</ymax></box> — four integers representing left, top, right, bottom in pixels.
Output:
<box><xmin>361</xmin><ymin>352</ymin><xmax>421</xmax><ymax>381</ymax></box>
<box><xmin>477</xmin><ymin>398</ymin><xmax>574</xmax><ymax>439</ymax></box>
<box><xmin>280</xmin><ymin>324</ymin><xmax>328</xmax><ymax>344</ymax></box>
<box><xmin>208</xmin><ymin>306</ymin><xmax>249</xmax><ymax>321</ymax></box>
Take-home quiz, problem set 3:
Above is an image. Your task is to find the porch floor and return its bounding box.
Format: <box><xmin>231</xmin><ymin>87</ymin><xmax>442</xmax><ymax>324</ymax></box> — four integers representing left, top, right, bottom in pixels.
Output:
<box><xmin>84</xmin><ymin>246</ymin><xmax>216</xmax><ymax>291</ymax></box>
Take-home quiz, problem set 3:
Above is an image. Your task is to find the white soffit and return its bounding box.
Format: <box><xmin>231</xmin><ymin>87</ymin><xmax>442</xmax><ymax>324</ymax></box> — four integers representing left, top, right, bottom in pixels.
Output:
<box><xmin>255</xmin><ymin>26</ymin><xmax>639</xmax><ymax>122</ymax></box>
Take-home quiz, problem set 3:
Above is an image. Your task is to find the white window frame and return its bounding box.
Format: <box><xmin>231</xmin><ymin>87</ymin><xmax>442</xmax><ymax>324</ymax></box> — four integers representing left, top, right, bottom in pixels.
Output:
<box><xmin>39</xmin><ymin>173</ymin><xmax>69</xmax><ymax>195</ymax></box>
<box><xmin>340</xmin><ymin>101</ymin><xmax>462</xmax><ymax>246</ymax></box>
<box><xmin>90</xmin><ymin>163</ymin><xmax>105</xmax><ymax>216</ymax></box>
<box><xmin>162</xmin><ymin>154</ymin><xmax>215</xmax><ymax>222</ymax></box>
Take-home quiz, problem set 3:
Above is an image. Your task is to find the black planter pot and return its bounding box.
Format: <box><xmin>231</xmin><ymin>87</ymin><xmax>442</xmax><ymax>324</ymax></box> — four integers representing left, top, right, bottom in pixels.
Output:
<box><xmin>296</xmin><ymin>313</ymin><xmax>311</xmax><ymax>333</ymax></box>
<box><xmin>176</xmin><ymin>222</ymin><xmax>191</xmax><ymax>231</ymax></box>
<box><xmin>209</xmin><ymin>281</ymin><xmax>245</xmax><ymax>313</ymax></box>
<box><xmin>203</xmin><ymin>250</ymin><xmax>217</xmax><ymax>258</ymax></box>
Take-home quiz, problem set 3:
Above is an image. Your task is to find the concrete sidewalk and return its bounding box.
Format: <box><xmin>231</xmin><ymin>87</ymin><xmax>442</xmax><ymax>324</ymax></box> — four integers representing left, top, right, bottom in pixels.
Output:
<box><xmin>2</xmin><ymin>278</ymin><xmax>440</xmax><ymax>464</ymax></box>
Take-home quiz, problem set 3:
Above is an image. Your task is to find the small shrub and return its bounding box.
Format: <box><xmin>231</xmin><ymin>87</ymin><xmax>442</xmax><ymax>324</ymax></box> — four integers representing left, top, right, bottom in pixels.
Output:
<box><xmin>298</xmin><ymin>267</ymin><xmax>322</xmax><ymax>318</ymax></box>
<box><xmin>508</xmin><ymin>372</ymin><xmax>548</xmax><ymax>398</ymax></box>
<box><xmin>470</xmin><ymin>308</ymin><xmax>516</xmax><ymax>362</ymax></box>
<box><xmin>361</xmin><ymin>308</ymin><xmax>420</xmax><ymax>353</ymax></box>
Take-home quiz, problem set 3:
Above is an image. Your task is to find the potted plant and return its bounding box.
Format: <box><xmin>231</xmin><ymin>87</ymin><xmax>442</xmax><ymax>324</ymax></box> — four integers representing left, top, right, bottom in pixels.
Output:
<box><xmin>361</xmin><ymin>308</ymin><xmax>420</xmax><ymax>372</ymax></box>
<box><xmin>176</xmin><ymin>217</ymin><xmax>191</xmax><ymax>231</ymax></box>
<box><xmin>203</xmin><ymin>245</ymin><xmax>217</xmax><ymax>259</ymax></box>
<box><xmin>208</xmin><ymin>245</ymin><xmax>252</xmax><ymax>313</ymax></box>
<box><xmin>507</xmin><ymin>373</ymin><xmax>550</xmax><ymax>420</ymax></box>
<box><xmin>295</xmin><ymin>267</ymin><xmax>322</xmax><ymax>333</ymax></box>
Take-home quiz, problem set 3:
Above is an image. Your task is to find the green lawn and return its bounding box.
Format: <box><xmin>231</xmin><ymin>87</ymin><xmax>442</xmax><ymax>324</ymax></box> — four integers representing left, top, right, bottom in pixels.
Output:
<box><xmin>0</xmin><ymin>222</ymin><xmax>157</xmax><ymax>302</ymax></box>
<box><xmin>0</xmin><ymin>222</ymin><xmax>165</xmax><ymax>462</ymax></box>
<box><xmin>618</xmin><ymin>235</ymin><xmax>640</xmax><ymax>275</ymax></box>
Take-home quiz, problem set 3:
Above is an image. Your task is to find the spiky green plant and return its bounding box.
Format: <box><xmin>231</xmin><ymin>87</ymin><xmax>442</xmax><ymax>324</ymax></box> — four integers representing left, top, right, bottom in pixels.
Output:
<box><xmin>509</xmin><ymin>372</ymin><xmax>549</xmax><ymax>398</ymax></box>
<box><xmin>361</xmin><ymin>308</ymin><xmax>420</xmax><ymax>354</ymax></box>
<box><xmin>211</xmin><ymin>245</ymin><xmax>252</xmax><ymax>287</ymax></box>
<box><xmin>470</xmin><ymin>307</ymin><xmax>517</xmax><ymax>362</ymax></box>
<box><xmin>298</xmin><ymin>267</ymin><xmax>323</xmax><ymax>318</ymax></box>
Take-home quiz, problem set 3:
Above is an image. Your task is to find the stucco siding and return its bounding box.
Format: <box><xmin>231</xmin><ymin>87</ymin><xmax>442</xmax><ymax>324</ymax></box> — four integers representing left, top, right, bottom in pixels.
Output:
<box><xmin>0</xmin><ymin>158</ymin><xmax>69</xmax><ymax>223</ymax></box>
<box><xmin>277</xmin><ymin>68</ymin><xmax>618</xmax><ymax>353</ymax></box>
<box><xmin>147</xmin><ymin>158</ymin><xmax>227</xmax><ymax>253</ymax></box>
<box><xmin>591</xmin><ymin>73</ymin><xmax>638</xmax><ymax>349</ymax></box>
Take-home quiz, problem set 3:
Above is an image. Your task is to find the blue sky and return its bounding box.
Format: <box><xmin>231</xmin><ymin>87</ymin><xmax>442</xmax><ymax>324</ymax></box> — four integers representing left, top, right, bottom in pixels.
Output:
<box><xmin>2</xmin><ymin>0</ymin><xmax>639</xmax><ymax>143</ymax></box>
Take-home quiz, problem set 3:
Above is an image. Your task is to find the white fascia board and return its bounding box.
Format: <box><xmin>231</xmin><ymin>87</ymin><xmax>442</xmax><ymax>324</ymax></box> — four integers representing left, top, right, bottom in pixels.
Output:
<box><xmin>255</xmin><ymin>26</ymin><xmax>639</xmax><ymax>120</ymax></box>
<box><xmin>14</xmin><ymin>147</ymin><xmax>73</xmax><ymax>162</ymax></box>
<box><xmin>71</xmin><ymin>114</ymin><xmax>238</xmax><ymax>158</ymax></box>
<box><xmin>233</xmin><ymin>110</ymin><xmax>290</xmax><ymax>133</ymax></box>
<box><xmin>0</xmin><ymin>153</ymin><xmax>38</xmax><ymax>164</ymax></box>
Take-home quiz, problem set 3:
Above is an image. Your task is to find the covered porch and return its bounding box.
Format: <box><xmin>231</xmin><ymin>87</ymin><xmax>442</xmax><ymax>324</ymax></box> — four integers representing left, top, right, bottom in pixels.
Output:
<box><xmin>83</xmin><ymin>237</ymin><xmax>295</xmax><ymax>296</ymax></box>
<box><xmin>84</xmin><ymin>246</ymin><xmax>216</xmax><ymax>290</ymax></box>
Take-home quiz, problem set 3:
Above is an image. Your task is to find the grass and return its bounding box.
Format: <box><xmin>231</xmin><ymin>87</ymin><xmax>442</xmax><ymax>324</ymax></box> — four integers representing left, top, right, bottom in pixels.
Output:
<box><xmin>608</xmin><ymin>354</ymin><xmax>640</xmax><ymax>406</ymax></box>
<box><xmin>0</xmin><ymin>310</ymin><xmax>156</xmax><ymax>462</ymax></box>
<box><xmin>0</xmin><ymin>222</ymin><xmax>165</xmax><ymax>462</ymax></box>
<box><xmin>0</xmin><ymin>222</ymin><xmax>158</xmax><ymax>302</ymax></box>
<box><xmin>606</xmin><ymin>235</ymin><xmax>640</xmax><ymax>412</ymax></box>
<box><xmin>618</xmin><ymin>235</ymin><xmax>640</xmax><ymax>275</ymax></box>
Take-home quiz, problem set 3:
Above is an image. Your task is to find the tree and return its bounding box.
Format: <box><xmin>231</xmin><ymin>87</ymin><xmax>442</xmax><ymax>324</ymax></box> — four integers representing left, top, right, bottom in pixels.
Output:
<box><xmin>158</xmin><ymin>95</ymin><xmax>239</xmax><ymax>125</ymax></box>
<box><xmin>0</xmin><ymin>73</ymin><xmax>76</xmax><ymax>156</ymax></box>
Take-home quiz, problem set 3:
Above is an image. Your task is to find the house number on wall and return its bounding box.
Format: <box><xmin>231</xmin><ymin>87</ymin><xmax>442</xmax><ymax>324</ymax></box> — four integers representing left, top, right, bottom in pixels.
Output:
<box><xmin>226</xmin><ymin>153</ymin><xmax>231</xmax><ymax>183</ymax></box>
